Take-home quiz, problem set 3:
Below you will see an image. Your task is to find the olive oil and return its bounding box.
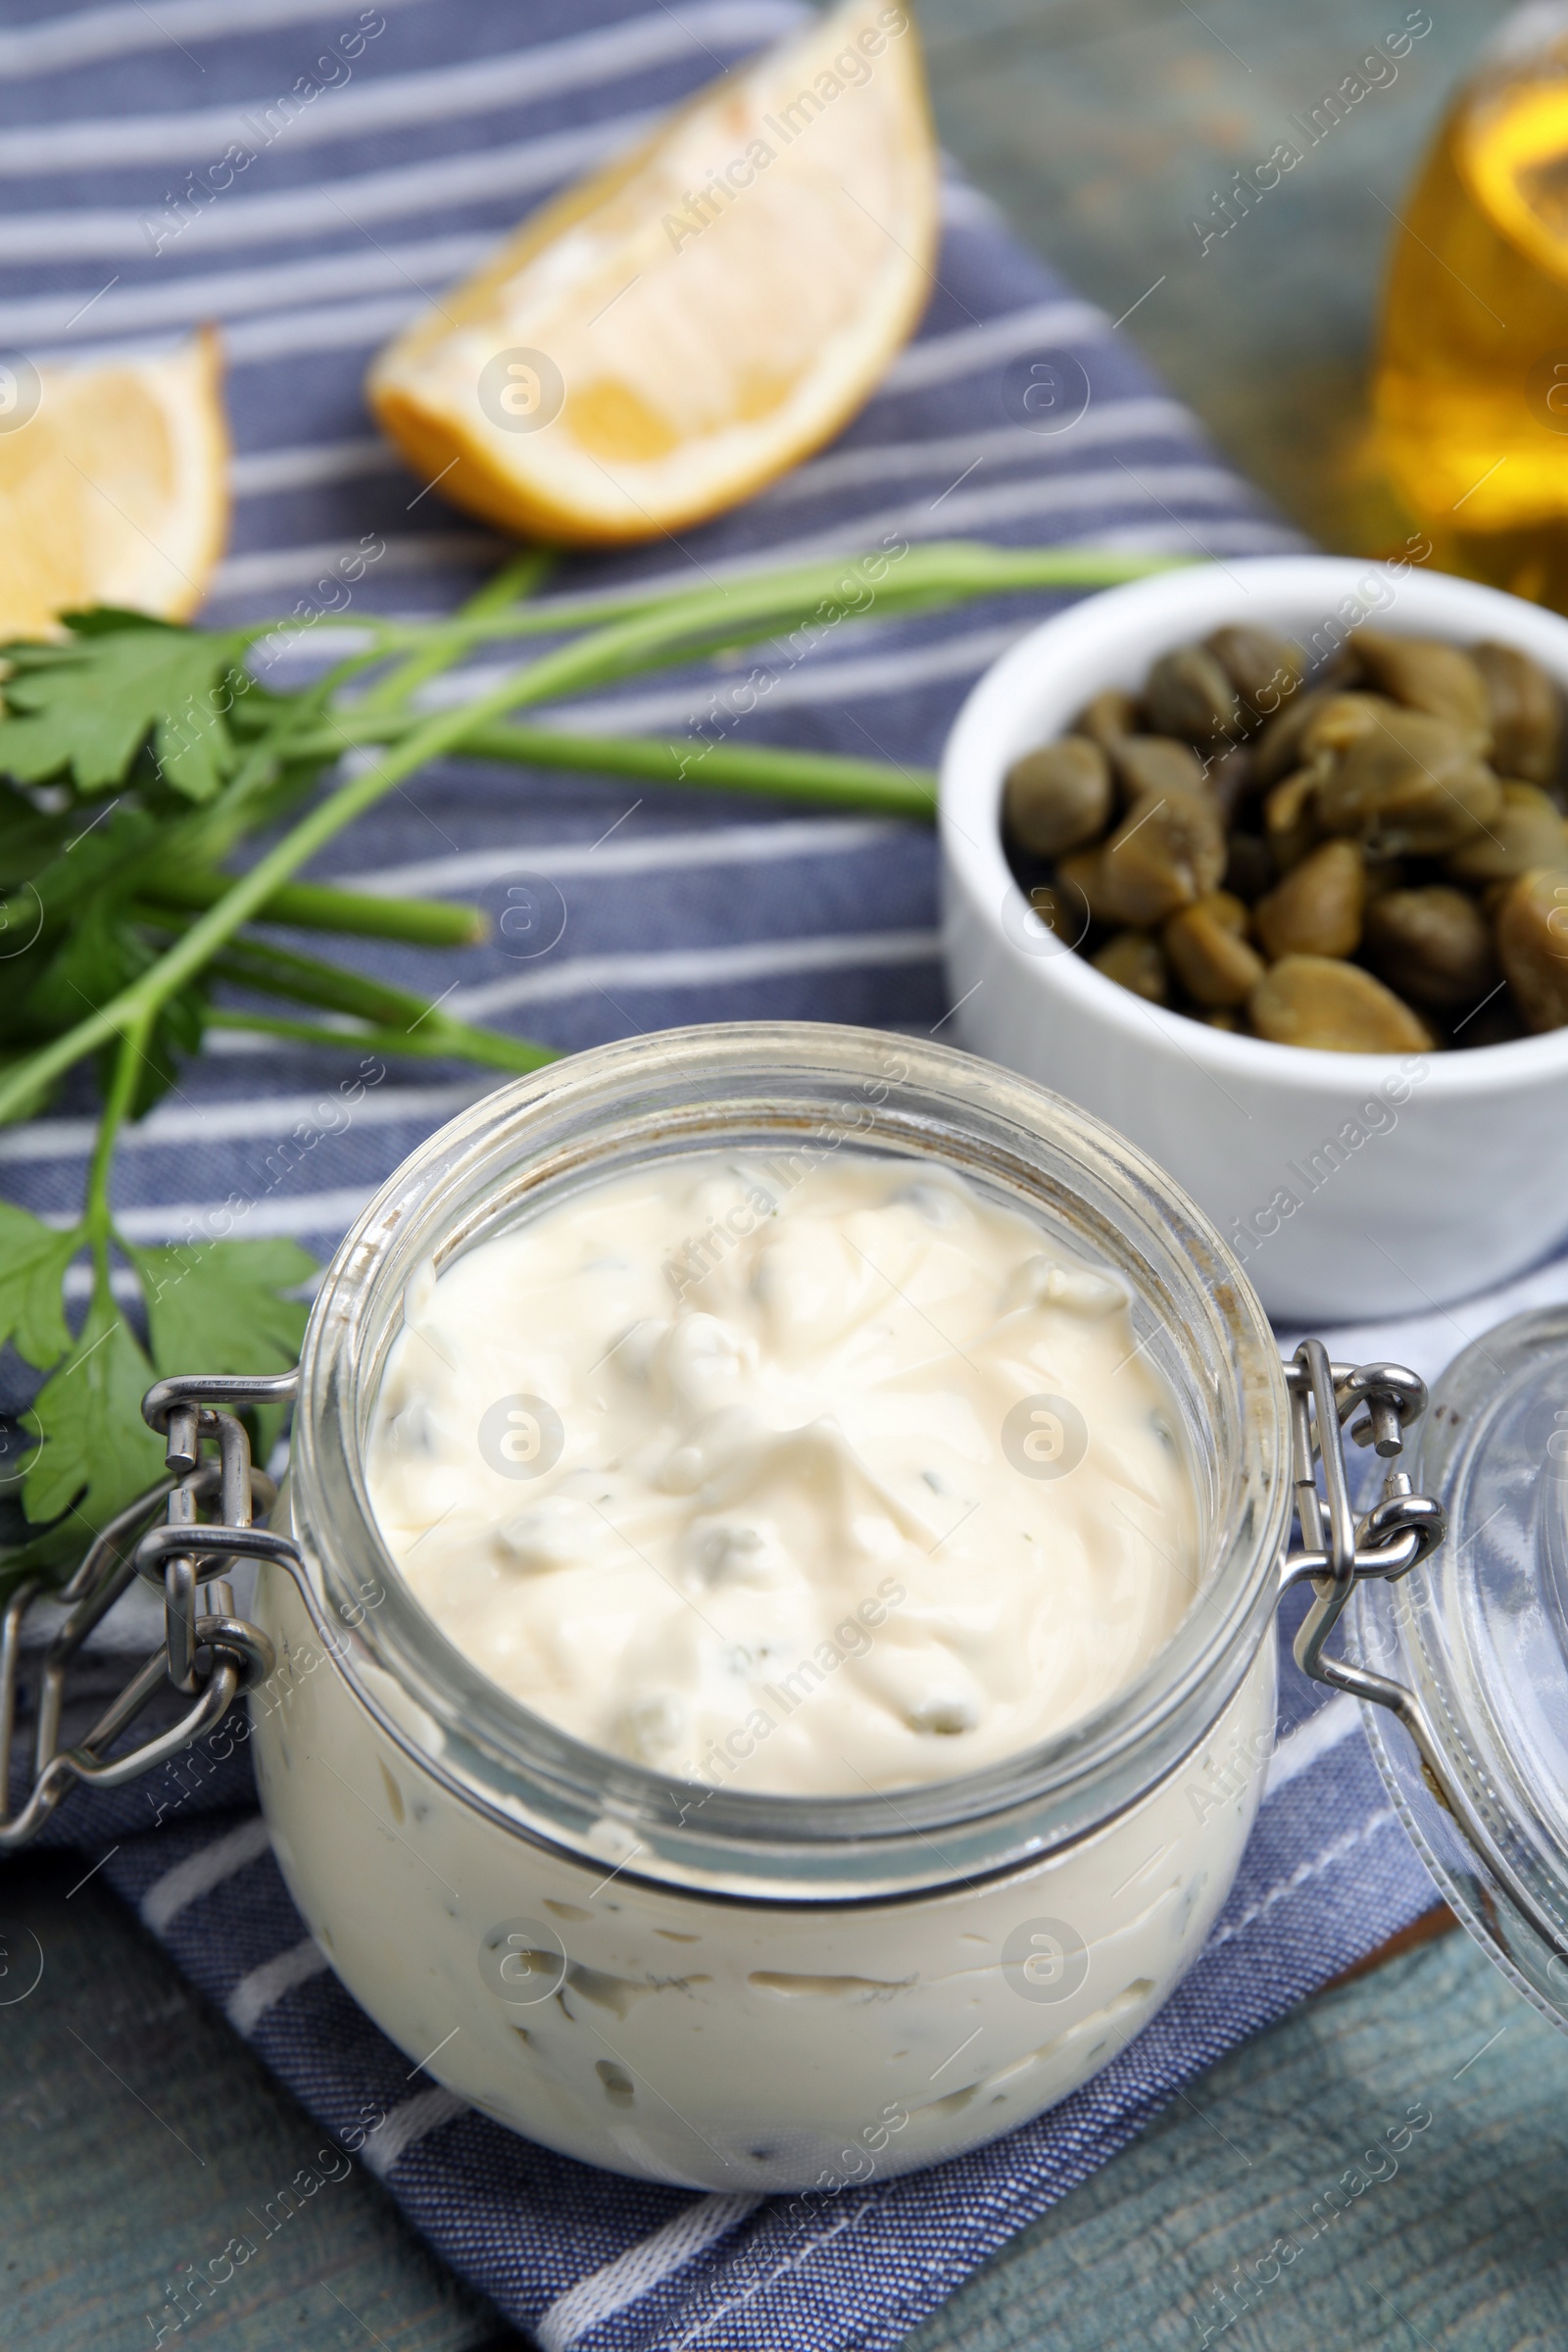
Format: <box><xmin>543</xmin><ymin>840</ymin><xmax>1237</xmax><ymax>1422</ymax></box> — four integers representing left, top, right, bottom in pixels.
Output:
<box><xmin>1374</xmin><ymin>44</ymin><xmax>1568</xmax><ymax>608</ymax></box>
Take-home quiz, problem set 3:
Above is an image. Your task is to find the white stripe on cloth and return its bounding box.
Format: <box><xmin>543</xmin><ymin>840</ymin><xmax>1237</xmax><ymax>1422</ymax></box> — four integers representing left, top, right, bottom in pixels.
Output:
<box><xmin>1263</xmin><ymin>1693</ymin><xmax>1361</xmax><ymax>1800</ymax></box>
<box><xmin>447</xmin><ymin>926</ymin><xmax>941</xmax><ymax>1019</ymax></box>
<box><xmin>0</xmin><ymin>1</ymin><xmax>801</xmax><ymax>172</ymax></box>
<box><xmin>224</xmin><ymin>397</ymin><xmax>1200</xmax><ymax>515</ymax></box>
<box><xmin>0</xmin><ymin>231</ymin><xmax>494</xmax><ymax>346</ymax></box>
<box><xmin>72</xmin><ymin>290</ymin><xmax>423</xmax><ymax>373</ymax></box>
<box><xmin>683</xmin><ymin>463</ymin><xmax>1256</xmax><ymax>579</ymax></box>
<box><xmin>757</xmin><ymin>400</ymin><xmax>1205</xmax><ymax>507</ymax></box>
<box><xmin>360</xmin><ymin>2085</ymin><xmax>467</xmax><ymax>2180</ymax></box>
<box><xmin>225</xmin><ymin>1936</ymin><xmax>332</xmax><ymax>2035</ymax></box>
<box><xmin>139</xmin><ymin>1816</ymin><xmax>273</xmax><ymax>1934</ymax></box>
<box><xmin>211</xmin><ymin>531</ymin><xmax>501</xmax><ymax>602</ymax></box>
<box><xmin>0</xmin><ymin>0</ymin><xmax>432</xmax><ymax>81</ymax></box>
<box><xmin>879</xmin><ymin>299</ymin><xmax>1110</xmax><ymax>397</ymax></box>
<box><xmin>0</xmin><ymin>1081</ymin><xmax>488</xmax><ymax>1164</ymax></box>
<box><xmin>77</xmin><ymin>1185</ymin><xmax>377</xmax><ymax>1245</ymax></box>
<box><xmin>535</xmin><ymin>2195</ymin><xmax>764</xmax><ymax>2352</ymax></box>
<box><xmin>351</xmin><ymin>816</ymin><xmax>910</xmax><ymax>899</ymax></box>
<box><xmin>2</xmin><ymin>112</ymin><xmax>657</xmax><ymax>263</ymax></box>
<box><xmin>230</xmin><ymin>438</ymin><xmax>394</xmax><ymax>497</ymax></box>
<box><xmin>1205</xmin><ymin>1812</ymin><xmax>1398</xmax><ymax>1956</ymax></box>
<box><xmin>56</xmin><ymin>275</ymin><xmax>1099</xmax><ymax>402</ymax></box>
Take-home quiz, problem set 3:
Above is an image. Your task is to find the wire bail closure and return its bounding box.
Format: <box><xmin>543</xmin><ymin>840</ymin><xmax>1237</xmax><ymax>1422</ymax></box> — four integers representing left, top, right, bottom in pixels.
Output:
<box><xmin>0</xmin><ymin>1373</ymin><xmax>302</xmax><ymax>1851</ymax></box>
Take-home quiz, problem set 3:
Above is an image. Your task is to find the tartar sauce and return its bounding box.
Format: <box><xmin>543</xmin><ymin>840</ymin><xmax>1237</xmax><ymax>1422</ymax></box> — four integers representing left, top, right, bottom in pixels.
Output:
<box><xmin>367</xmin><ymin>1152</ymin><xmax>1197</xmax><ymax>1791</ymax></box>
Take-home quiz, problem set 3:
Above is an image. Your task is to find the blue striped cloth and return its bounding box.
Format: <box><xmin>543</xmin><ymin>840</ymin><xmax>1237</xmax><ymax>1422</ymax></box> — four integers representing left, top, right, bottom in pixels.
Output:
<box><xmin>6</xmin><ymin>2</ymin><xmax>1543</xmax><ymax>2346</ymax></box>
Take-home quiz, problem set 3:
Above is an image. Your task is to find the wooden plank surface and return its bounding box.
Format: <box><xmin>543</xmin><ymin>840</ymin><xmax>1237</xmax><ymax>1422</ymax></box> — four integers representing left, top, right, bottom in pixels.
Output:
<box><xmin>8</xmin><ymin>5</ymin><xmax>1563</xmax><ymax>2349</ymax></box>
<box><xmin>5</xmin><ymin>1851</ymin><xmax>513</xmax><ymax>2351</ymax></box>
<box><xmin>904</xmin><ymin>1921</ymin><xmax>1568</xmax><ymax>2352</ymax></box>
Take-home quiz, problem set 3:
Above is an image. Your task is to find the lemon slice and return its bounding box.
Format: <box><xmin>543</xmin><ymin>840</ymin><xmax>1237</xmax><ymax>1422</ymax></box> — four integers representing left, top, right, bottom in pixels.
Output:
<box><xmin>367</xmin><ymin>0</ymin><xmax>937</xmax><ymax>545</ymax></box>
<box><xmin>0</xmin><ymin>328</ymin><xmax>228</xmax><ymax>639</ymax></box>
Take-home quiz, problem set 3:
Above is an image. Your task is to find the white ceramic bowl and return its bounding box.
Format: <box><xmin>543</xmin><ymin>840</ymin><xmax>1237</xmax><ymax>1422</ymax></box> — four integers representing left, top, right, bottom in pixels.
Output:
<box><xmin>940</xmin><ymin>557</ymin><xmax>1568</xmax><ymax>1321</ymax></box>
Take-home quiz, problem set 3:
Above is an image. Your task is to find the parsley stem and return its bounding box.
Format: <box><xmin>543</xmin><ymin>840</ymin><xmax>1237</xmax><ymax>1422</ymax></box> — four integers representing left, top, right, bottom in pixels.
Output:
<box><xmin>209</xmin><ymin>936</ymin><xmax>555</xmax><ymax>1074</ymax></box>
<box><xmin>207</xmin><ymin>1010</ymin><xmax>553</xmax><ymax>1074</ymax></box>
<box><xmin>139</xmin><ymin>873</ymin><xmax>486</xmax><ymax>947</ymax></box>
<box><xmin>360</xmin><ymin>541</ymin><xmax>1184</xmax><ymax>660</ymax></box>
<box><xmin>357</xmin><ymin>720</ymin><xmax>939</xmax><ymax>816</ymax></box>
<box><xmin>83</xmin><ymin>1014</ymin><xmax>151</xmax><ymax>1267</ymax></box>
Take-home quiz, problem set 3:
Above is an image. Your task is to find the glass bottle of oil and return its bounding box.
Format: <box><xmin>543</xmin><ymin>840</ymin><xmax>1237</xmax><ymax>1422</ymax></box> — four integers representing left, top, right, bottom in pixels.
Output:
<box><xmin>1375</xmin><ymin>8</ymin><xmax>1568</xmax><ymax>609</ymax></box>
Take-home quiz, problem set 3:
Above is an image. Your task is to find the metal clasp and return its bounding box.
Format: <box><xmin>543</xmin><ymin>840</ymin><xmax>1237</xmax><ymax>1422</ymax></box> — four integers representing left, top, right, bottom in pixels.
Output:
<box><xmin>0</xmin><ymin>1373</ymin><xmax>302</xmax><ymax>1852</ymax></box>
<box><xmin>1279</xmin><ymin>1340</ymin><xmax>1445</xmax><ymax>1643</ymax></box>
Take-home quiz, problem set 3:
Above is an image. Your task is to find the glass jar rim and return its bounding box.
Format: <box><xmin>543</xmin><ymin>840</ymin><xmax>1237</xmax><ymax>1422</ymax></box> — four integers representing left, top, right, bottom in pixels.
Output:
<box><xmin>286</xmin><ymin>1022</ymin><xmax>1291</xmax><ymax>1901</ymax></box>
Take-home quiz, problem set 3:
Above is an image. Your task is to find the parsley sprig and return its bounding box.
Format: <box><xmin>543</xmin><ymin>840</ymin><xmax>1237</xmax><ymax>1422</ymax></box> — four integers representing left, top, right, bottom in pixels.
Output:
<box><xmin>0</xmin><ymin>540</ymin><xmax>1174</xmax><ymax>1586</ymax></box>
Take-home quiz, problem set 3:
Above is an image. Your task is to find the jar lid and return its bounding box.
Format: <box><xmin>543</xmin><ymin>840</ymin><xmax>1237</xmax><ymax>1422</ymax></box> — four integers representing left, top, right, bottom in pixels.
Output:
<box><xmin>1355</xmin><ymin>1304</ymin><xmax>1568</xmax><ymax>2028</ymax></box>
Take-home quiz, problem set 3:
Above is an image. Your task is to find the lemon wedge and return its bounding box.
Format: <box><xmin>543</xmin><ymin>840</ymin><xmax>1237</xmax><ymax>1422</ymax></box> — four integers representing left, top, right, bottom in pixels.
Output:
<box><xmin>367</xmin><ymin>0</ymin><xmax>937</xmax><ymax>545</ymax></box>
<box><xmin>0</xmin><ymin>329</ymin><xmax>228</xmax><ymax>639</ymax></box>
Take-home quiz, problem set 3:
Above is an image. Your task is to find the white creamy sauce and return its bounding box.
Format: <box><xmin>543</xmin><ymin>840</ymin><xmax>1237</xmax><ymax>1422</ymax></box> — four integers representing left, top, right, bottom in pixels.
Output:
<box><xmin>367</xmin><ymin>1152</ymin><xmax>1198</xmax><ymax>1792</ymax></box>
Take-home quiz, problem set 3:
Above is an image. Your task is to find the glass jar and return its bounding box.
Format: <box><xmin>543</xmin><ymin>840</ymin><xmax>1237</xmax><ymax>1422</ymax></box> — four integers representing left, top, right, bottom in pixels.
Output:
<box><xmin>245</xmin><ymin>1022</ymin><xmax>1297</xmax><ymax>2192</ymax></box>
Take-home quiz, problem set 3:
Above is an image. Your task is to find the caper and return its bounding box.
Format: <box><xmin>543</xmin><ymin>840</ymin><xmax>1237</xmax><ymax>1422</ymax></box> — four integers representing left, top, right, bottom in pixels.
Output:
<box><xmin>1111</xmin><ymin>734</ymin><xmax>1208</xmax><ymax>804</ymax></box>
<box><xmin>1253</xmin><ymin>840</ymin><xmax>1365</xmax><ymax>961</ymax></box>
<box><xmin>1363</xmin><ymin>887</ymin><xmax>1497</xmax><ymax>1011</ymax></box>
<box><xmin>1298</xmin><ymin>692</ymin><xmax>1403</xmax><ymax>759</ymax></box>
<box><xmin>1092</xmin><ymin>930</ymin><xmax>1169</xmax><ymax>1003</ymax></box>
<box><xmin>1075</xmin><ymin>688</ymin><xmax>1140</xmax><ymax>753</ymax></box>
<box><xmin>1496</xmin><ymin>867</ymin><xmax>1568</xmax><ymax>1032</ymax></box>
<box><xmin>1163</xmin><ymin>892</ymin><xmax>1265</xmax><ymax>1006</ymax></box>
<box><xmin>1248</xmin><ymin>956</ymin><xmax>1435</xmax><ymax>1053</ymax></box>
<box><xmin>1446</xmin><ymin>782</ymin><xmax>1568</xmax><ymax>885</ymax></box>
<box><xmin>1263</xmin><ymin>769</ymin><xmax>1320</xmax><ymax>874</ymax></box>
<box><xmin>1055</xmin><ymin>846</ymin><xmax>1121</xmax><ymax>927</ymax></box>
<box><xmin>1203</xmin><ymin>624</ymin><xmax>1304</xmax><ymax>715</ymax></box>
<box><xmin>1141</xmin><ymin>645</ymin><xmax>1242</xmax><ymax>743</ymax></box>
<box><xmin>1474</xmin><ymin>640</ymin><xmax>1562</xmax><ymax>787</ymax></box>
<box><xmin>1003</xmin><ymin>736</ymin><xmax>1112</xmax><ymax>858</ymax></box>
<box><xmin>1310</xmin><ymin>706</ymin><xmax>1503</xmax><ymax>856</ymax></box>
<box><xmin>1348</xmin><ymin>630</ymin><xmax>1491</xmax><ymax>747</ymax></box>
<box><xmin>1099</xmin><ymin>788</ymin><xmax>1228</xmax><ymax>925</ymax></box>
<box><xmin>1253</xmin><ymin>687</ymin><xmax>1334</xmax><ymax>786</ymax></box>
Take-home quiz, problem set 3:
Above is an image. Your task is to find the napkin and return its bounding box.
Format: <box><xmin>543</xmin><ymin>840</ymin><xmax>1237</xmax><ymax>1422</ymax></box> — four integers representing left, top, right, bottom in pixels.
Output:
<box><xmin>4</xmin><ymin>2</ymin><xmax>1537</xmax><ymax>2347</ymax></box>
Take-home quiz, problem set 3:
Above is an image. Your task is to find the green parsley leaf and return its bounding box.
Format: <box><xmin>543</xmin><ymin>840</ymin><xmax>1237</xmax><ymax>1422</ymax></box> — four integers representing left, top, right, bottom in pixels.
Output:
<box><xmin>129</xmin><ymin>1236</ymin><xmax>315</xmax><ymax>1381</ymax></box>
<box><xmin>0</xmin><ymin>1203</ymin><xmax>77</xmax><ymax>1367</ymax></box>
<box><xmin>129</xmin><ymin>1237</ymin><xmax>316</xmax><ymax>1463</ymax></box>
<box><xmin>0</xmin><ymin>616</ymin><xmax>244</xmax><ymax>802</ymax></box>
<box><xmin>23</xmin><ymin>1286</ymin><xmax>166</xmax><ymax>1531</ymax></box>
